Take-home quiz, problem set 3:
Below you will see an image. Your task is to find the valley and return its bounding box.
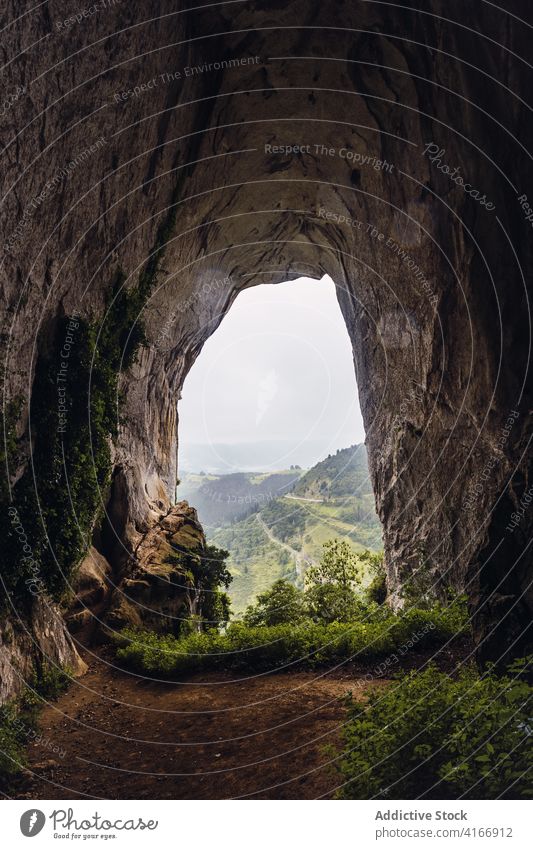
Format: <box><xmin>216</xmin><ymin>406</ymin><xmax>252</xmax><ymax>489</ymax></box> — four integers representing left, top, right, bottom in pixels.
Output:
<box><xmin>177</xmin><ymin>444</ymin><xmax>383</xmax><ymax>613</ymax></box>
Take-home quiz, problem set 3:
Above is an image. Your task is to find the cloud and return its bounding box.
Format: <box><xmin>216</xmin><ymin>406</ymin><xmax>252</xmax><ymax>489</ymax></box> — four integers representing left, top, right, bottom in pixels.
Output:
<box><xmin>179</xmin><ymin>275</ymin><xmax>365</xmax><ymax>462</ymax></box>
<box><xmin>255</xmin><ymin>368</ymin><xmax>279</xmax><ymax>425</ymax></box>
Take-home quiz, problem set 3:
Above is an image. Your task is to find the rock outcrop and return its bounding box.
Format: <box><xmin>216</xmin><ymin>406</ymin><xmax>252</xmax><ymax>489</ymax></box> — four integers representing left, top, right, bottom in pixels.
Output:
<box><xmin>0</xmin><ymin>1</ymin><xmax>531</xmax><ymax>696</ymax></box>
<box><xmin>104</xmin><ymin>501</ymin><xmax>205</xmax><ymax>636</ymax></box>
<box><xmin>0</xmin><ymin>597</ymin><xmax>86</xmax><ymax>704</ymax></box>
<box><xmin>65</xmin><ymin>546</ymin><xmax>113</xmax><ymax>641</ymax></box>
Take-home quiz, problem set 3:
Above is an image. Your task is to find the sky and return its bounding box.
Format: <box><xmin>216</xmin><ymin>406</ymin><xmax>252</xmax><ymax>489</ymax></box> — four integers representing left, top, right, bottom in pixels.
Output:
<box><xmin>178</xmin><ymin>275</ymin><xmax>365</xmax><ymax>471</ymax></box>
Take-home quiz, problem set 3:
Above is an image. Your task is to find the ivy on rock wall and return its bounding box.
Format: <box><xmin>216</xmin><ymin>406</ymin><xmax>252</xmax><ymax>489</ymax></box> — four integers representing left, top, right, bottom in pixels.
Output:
<box><xmin>1</xmin><ymin>274</ymin><xmax>147</xmax><ymax>606</ymax></box>
<box><xmin>1</xmin><ymin>180</ymin><xmax>186</xmax><ymax>609</ymax></box>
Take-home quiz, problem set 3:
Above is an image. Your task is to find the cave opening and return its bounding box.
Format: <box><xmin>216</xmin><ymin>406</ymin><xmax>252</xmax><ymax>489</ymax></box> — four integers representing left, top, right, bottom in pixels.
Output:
<box><xmin>175</xmin><ymin>274</ymin><xmax>382</xmax><ymax>614</ymax></box>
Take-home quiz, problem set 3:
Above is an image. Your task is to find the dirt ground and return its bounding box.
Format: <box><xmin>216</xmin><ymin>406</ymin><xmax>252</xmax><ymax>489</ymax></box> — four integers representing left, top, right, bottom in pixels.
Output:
<box><xmin>15</xmin><ymin>648</ymin><xmax>390</xmax><ymax>800</ymax></box>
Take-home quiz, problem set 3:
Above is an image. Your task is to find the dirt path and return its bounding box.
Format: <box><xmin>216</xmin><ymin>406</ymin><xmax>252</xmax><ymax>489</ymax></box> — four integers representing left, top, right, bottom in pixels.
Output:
<box><xmin>16</xmin><ymin>649</ymin><xmax>387</xmax><ymax>800</ymax></box>
<box><xmin>255</xmin><ymin>514</ymin><xmax>315</xmax><ymax>575</ymax></box>
<box><xmin>283</xmin><ymin>494</ymin><xmax>324</xmax><ymax>503</ymax></box>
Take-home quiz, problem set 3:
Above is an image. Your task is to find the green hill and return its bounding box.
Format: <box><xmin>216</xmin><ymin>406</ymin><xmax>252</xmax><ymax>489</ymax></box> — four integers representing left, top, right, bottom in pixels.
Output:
<box><xmin>176</xmin><ymin>468</ymin><xmax>303</xmax><ymax>530</ymax></box>
<box><xmin>185</xmin><ymin>444</ymin><xmax>382</xmax><ymax>613</ymax></box>
<box><xmin>291</xmin><ymin>443</ymin><xmax>371</xmax><ymax>498</ymax></box>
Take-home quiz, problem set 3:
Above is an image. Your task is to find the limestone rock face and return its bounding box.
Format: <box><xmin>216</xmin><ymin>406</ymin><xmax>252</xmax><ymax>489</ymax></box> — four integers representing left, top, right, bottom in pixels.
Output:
<box><xmin>0</xmin><ymin>0</ymin><xmax>531</xmax><ymax>685</ymax></box>
<box><xmin>104</xmin><ymin>501</ymin><xmax>205</xmax><ymax>636</ymax></box>
<box><xmin>0</xmin><ymin>598</ymin><xmax>86</xmax><ymax>705</ymax></box>
<box><xmin>65</xmin><ymin>546</ymin><xmax>113</xmax><ymax>639</ymax></box>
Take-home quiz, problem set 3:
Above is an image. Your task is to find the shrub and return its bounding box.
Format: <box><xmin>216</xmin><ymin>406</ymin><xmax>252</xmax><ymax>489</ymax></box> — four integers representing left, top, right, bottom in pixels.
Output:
<box><xmin>116</xmin><ymin>602</ymin><xmax>466</xmax><ymax>678</ymax></box>
<box><xmin>366</xmin><ymin>571</ymin><xmax>387</xmax><ymax>605</ymax></box>
<box><xmin>0</xmin><ymin>702</ymin><xmax>28</xmax><ymax>787</ymax></box>
<box><xmin>337</xmin><ymin>658</ymin><xmax>533</xmax><ymax>800</ymax></box>
<box><xmin>194</xmin><ymin>545</ymin><xmax>232</xmax><ymax>629</ymax></box>
<box><xmin>243</xmin><ymin>579</ymin><xmax>307</xmax><ymax>626</ymax></box>
<box><xmin>305</xmin><ymin>583</ymin><xmax>367</xmax><ymax>624</ymax></box>
<box><xmin>0</xmin><ymin>662</ymin><xmax>71</xmax><ymax>790</ymax></box>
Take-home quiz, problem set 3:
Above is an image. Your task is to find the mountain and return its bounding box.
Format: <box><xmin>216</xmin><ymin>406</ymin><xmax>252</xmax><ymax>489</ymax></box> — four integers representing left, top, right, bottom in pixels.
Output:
<box><xmin>291</xmin><ymin>443</ymin><xmax>371</xmax><ymax>498</ymax></box>
<box><xmin>180</xmin><ymin>444</ymin><xmax>382</xmax><ymax>613</ymax></box>
<box><xmin>176</xmin><ymin>468</ymin><xmax>304</xmax><ymax>529</ymax></box>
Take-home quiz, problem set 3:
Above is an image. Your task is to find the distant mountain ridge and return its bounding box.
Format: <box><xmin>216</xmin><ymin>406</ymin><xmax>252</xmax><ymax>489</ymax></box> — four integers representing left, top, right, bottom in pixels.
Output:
<box><xmin>292</xmin><ymin>443</ymin><xmax>371</xmax><ymax>499</ymax></box>
<box><xmin>178</xmin><ymin>443</ymin><xmax>382</xmax><ymax>613</ymax></box>
<box><xmin>177</xmin><ymin>469</ymin><xmax>303</xmax><ymax>529</ymax></box>
<box><xmin>179</xmin><ymin>439</ymin><xmax>355</xmax><ymax>474</ymax></box>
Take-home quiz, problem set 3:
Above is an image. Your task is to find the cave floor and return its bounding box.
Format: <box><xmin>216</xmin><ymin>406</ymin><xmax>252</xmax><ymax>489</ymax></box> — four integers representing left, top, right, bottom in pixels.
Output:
<box><xmin>15</xmin><ymin>647</ymin><xmax>388</xmax><ymax>800</ymax></box>
<box><xmin>15</xmin><ymin>641</ymin><xmax>467</xmax><ymax>800</ymax></box>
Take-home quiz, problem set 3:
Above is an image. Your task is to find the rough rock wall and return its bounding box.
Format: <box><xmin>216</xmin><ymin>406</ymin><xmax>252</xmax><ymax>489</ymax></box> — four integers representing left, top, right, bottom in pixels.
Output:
<box><xmin>0</xmin><ymin>0</ymin><xmax>531</xmax><ymax>684</ymax></box>
<box><xmin>0</xmin><ymin>597</ymin><xmax>86</xmax><ymax>704</ymax></box>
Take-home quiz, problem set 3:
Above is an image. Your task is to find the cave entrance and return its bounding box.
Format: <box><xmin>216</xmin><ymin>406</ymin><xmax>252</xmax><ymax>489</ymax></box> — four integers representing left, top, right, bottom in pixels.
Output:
<box><xmin>176</xmin><ymin>275</ymin><xmax>382</xmax><ymax>614</ymax></box>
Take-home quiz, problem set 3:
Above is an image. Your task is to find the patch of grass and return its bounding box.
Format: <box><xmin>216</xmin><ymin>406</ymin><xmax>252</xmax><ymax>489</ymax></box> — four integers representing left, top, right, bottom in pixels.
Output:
<box><xmin>336</xmin><ymin>658</ymin><xmax>533</xmax><ymax>800</ymax></box>
<box><xmin>0</xmin><ymin>662</ymin><xmax>71</xmax><ymax>791</ymax></box>
<box><xmin>115</xmin><ymin>602</ymin><xmax>467</xmax><ymax>677</ymax></box>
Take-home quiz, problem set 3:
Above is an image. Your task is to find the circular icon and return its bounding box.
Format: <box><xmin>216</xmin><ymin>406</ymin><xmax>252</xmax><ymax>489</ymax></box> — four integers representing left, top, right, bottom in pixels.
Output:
<box><xmin>20</xmin><ymin>810</ymin><xmax>46</xmax><ymax>837</ymax></box>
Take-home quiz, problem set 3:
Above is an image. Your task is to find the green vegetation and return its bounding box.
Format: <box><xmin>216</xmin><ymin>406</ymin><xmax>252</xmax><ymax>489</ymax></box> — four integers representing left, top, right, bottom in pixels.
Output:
<box><xmin>306</xmin><ymin>538</ymin><xmax>364</xmax><ymax>592</ymax></box>
<box><xmin>241</xmin><ymin>543</ymin><xmax>386</xmax><ymax>625</ymax></box>
<box><xmin>0</xmin><ymin>663</ymin><xmax>71</xmax><ymax>790</ymax></box>
<box><xmin>0</xmin><ymin>397</ymin><xmax>23</xmax><ymax>503</ymax></box>
<box><xmin>177</xmin><ymin>469</ymin><xmax>302</xmax><ymax>528</ymax></box>
<box><xmin>292</xmin><ymin>444</ymin><xmax>371</xmax><ymax>499</ymax></box>
<box><xmin>337</xmin><ymin>658</ymin><xmax>533</xmax><ymax>800</ymax></box>
<box><xmin>116</xmin><ymin>602</ymin><xmax>467</xmax><ymax>677</ymax></box>
<box><xmin>305</xmin><ymin>583</ymin><xmax>367</xmax><ymax>624</ymax></box>
<box><xmin>243</xmin><ymin>579</ymin><xmax>307</xmax><ymax>626</ymax></box>
<box><xmin>366</xmin><ymin>566</ymin><xmax>388</xmax><ymax>605</ymax></box>
<box><xmin>194</xmin><ymin>446</ymin><xmax>383</xmax><ymax>612</ymax></box>
<box><xmin>243</xmin><ymin>578</ymin><xmax>370</xmax><ymax>626</ymax></box>
<box><xmin>210</xmin><ymin>513</ymin><xmax>297</xmax><ymax>613</ymax></box>
<box><xmin>194</xmin><ymin>544</ymin><xmax>232</xmax><ymax>630</ymax></box>
<box><xmin>261</xmin><ymin>498</ymin><xmax>308</xmax><ymax>545</ymax></box>
<box><xmin>162</xmin><ymin>542</ymin><xmax>232</xmax><ymax>633</ymax></box>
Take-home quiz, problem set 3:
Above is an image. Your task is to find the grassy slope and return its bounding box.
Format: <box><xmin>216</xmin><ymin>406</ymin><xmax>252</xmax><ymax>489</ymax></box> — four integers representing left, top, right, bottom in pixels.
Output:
<box><xmin>190</xmin><ymin>445</ymin><xmax>383</xmax><ymax>614</ymax></box>
<box><xmin>212</xmin><ymin>514</ymin><xmax>298</xmax><ymax>612</ymax></box>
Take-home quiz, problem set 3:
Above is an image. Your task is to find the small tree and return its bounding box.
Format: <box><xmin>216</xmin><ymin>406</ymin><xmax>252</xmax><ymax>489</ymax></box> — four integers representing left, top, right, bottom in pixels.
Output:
<box><xmin>305</xmin><ymin>583</ymin><xmax>363</xmax><ymax>623</ymax></box>
<box><xmin>306</xmin><ymin>538</ymin><xmax>363</xmax><ymax>592</ymax></box>
<box><xmin>195</xmin><ymin>544</ymin><xmax>232</xmax><ymax>630</ymax></box>
<box><xmin>243</xmin><ymin>579</ymin><xmax>306</xmax><ymax>626</ymax></box>
<box><xmin>364</xmin><ymin>551</ymin><xmax>387</xmax><ymax>605</ymax></box>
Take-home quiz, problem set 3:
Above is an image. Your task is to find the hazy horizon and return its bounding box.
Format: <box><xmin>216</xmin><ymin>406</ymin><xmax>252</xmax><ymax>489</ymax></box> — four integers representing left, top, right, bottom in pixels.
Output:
<box><xmin>178</xmin><ymin>275</ymin><xmax>365</xmax><ymax>472</ymax></box>
<box><xmin>179</xmin><ymin>438</ymin><xmax>365</xmax><ymax>475</ymax></box>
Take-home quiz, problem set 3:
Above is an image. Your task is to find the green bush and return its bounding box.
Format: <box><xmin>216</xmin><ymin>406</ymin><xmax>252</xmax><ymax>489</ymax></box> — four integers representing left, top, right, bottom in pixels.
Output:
<box><xmin>337</xmin><ymin>659</ymin><xmax>533</xmax><ymax>800</ymax></box>
<box><xmin>243</xmin><ymin>579</ymin><xmax>307</xmax><ymax>626</ymax></box>
<box><xmin>0</xmin><ymin>702</ymin><xmax>28</xmax><ymax>786</ymax></box>
<box><xmin>164</xmin><ymin>543</ymin><xmax>233</xmax><ymax>632</ymax></box>
<box><xmin>116</xmin><ymin>601</ymin><xmax>466</xmax><ymax>678</ymax></box>
<box><xmin>305</xmin><ymin>583</ymin><xmax>375</xmax><ymax>624</ymax></box>
<box><xmin>365</xmin><ymin>553</ymin><xmax>387</xmax><ymax>605</ymax></box>
<box><xmin>0</xmin><ymin>662</ymin><xmax>71</xmax><ymax>790</ymax></box>
<box><xmin>366</xmin><ymin>572</ymin><xmax>387</xmax><ymax>605</ymax></box>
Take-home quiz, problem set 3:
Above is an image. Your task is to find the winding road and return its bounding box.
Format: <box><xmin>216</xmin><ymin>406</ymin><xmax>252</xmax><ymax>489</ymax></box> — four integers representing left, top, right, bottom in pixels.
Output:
<box><xmin>255</xmin><ymin>513</ymin><xmax>315</xmax><ymax>576</ymax></box>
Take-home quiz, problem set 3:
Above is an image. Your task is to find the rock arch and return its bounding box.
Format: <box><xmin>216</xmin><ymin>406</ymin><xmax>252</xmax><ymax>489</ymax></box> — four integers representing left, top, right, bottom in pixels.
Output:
<box><xmin>1</xmin><ymin>1</ymin><xmax>531</xmax><ymax>687</ymax></box>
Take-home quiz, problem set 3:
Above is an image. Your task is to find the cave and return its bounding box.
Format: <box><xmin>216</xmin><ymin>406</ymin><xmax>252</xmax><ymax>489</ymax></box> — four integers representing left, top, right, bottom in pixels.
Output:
<box><xmin>1</xmin><ymin>1</ymin><xmax>532</xmax><ymax>704</ymax></box>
